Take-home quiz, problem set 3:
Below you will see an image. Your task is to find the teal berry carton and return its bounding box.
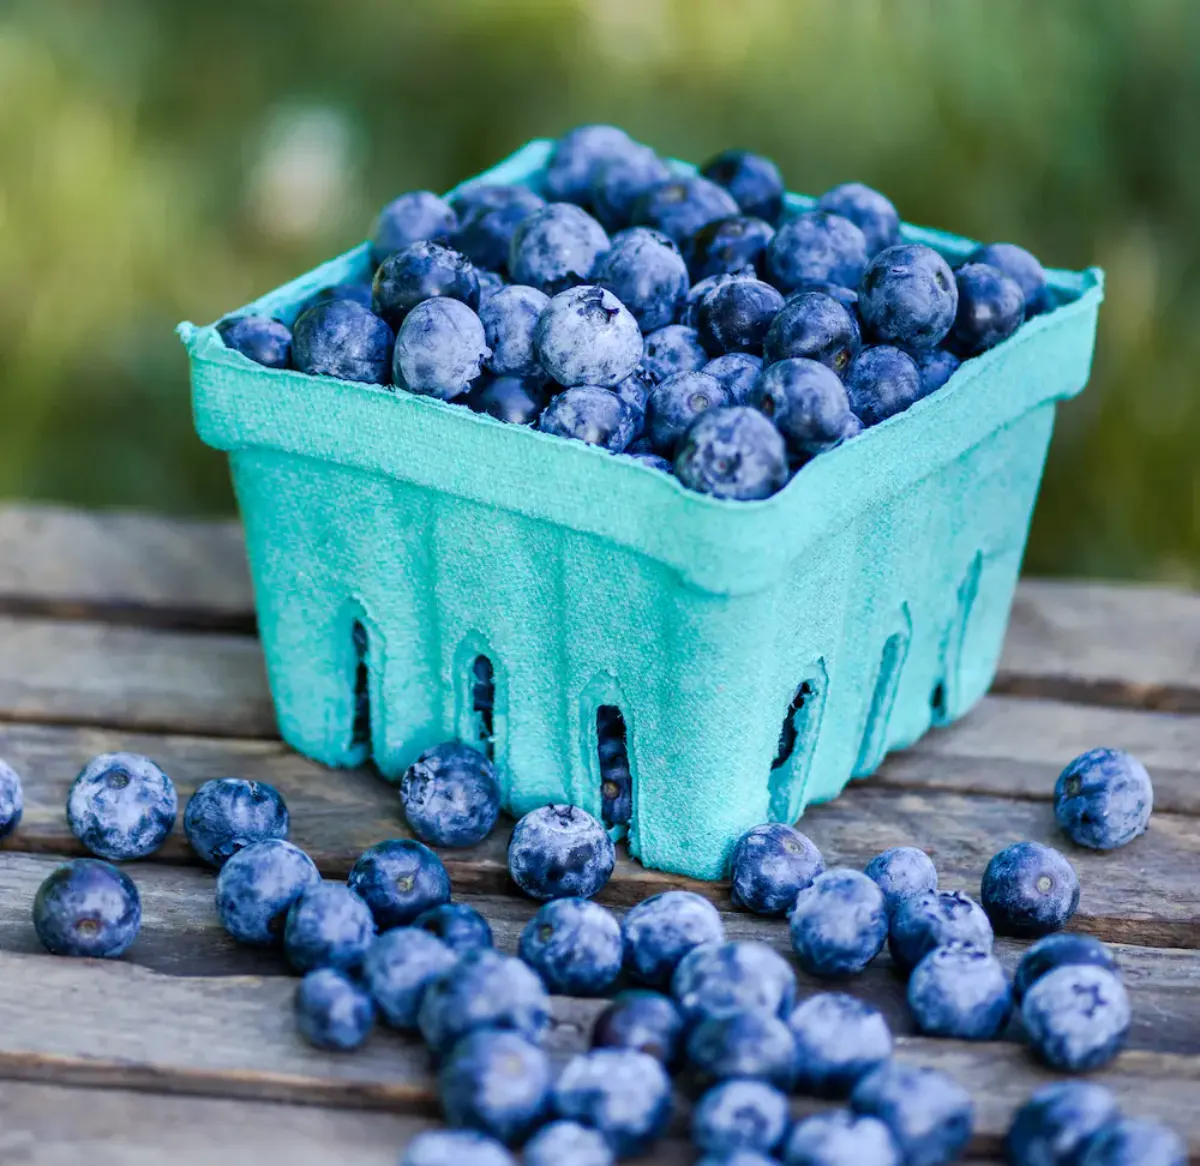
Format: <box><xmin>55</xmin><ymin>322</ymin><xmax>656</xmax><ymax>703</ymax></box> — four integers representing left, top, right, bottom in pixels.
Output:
<box><xmin>179</xmin><ymin>139</ymin><xmax>1103</xmax><ymax>881</ymax></box>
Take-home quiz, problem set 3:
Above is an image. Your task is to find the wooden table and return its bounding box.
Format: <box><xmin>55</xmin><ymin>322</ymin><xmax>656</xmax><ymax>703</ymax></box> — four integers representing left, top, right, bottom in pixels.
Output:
<box><xmin>0</xmin><ymin>502</ymin><xmax>1197</xmax><ymax>1165</ymax></box>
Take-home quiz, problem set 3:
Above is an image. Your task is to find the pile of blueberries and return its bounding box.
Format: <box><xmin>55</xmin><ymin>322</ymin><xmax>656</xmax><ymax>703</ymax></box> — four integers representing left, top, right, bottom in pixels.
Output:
<box><xmin>218</xmin><ymin>124</ymin><xmax>1055</xmax><ymax>502</ymax></box>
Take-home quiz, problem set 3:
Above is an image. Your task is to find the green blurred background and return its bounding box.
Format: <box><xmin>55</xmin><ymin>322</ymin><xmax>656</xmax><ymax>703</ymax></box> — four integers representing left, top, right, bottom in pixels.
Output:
<box><xmin>2</xmin><ymin>0</ymin><xmax>1197</xmax><ymax>582</ymax></box>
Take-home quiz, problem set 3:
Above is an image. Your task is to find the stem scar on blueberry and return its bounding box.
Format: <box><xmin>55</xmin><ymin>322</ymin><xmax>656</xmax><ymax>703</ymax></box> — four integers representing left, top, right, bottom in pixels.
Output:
<box><xmin>935</xmin><ymin>269</ymin><xmax>949</xmax><ymax>290</ymax></box>
<box><xmin>833</xmin><ymin>347</ymin><xmax>851</xmax><ymax>371</ymax></box>
<box><xmin>1036</xmin><ymin>875</ymin><xmax>1053</xmax><ymax>893</ymax></box>
<box><xmin>538</xmin><ymin>924</ymin><xmax>554</xmax><ymax>942</ymax></box>
<box><xmin>1065</xmin><ymin>776</ymin><xmax>1082</xmax><ymax>797</ymax></box>
<box><xmin>107</xmin><ymin>771</ymin><xmax>130</xmax><ymax>789</ymax></box>
<box><xmin>396</xmin><ymin>875</ymin><xmax>414</xmax><ymax>892</ymax></box>
<box><xmin>75</xmin><ymin>917</ymin><xmax>101</xmax><ymax>936</ymax></box>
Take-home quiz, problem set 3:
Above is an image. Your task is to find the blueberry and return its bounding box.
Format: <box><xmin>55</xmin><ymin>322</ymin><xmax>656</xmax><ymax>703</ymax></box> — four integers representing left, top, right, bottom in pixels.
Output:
<box><xmin>1054</xmin><ymin>748</ymin><xmax>1153</xmax><ymax>850</ymax></box>
<box><xmin>788</xmin><ymin>868</ymin><xmax>888</xmax><ymax>977</ymax></box>
<box><xmin>509</xmin><ymin>204</ymin><xmax>610</xmax><ymax>295</ymax></box>
<box><xmin>689</xmin><ymin>216</ymin><xmax>777</xmax><ymax>281</ymax></box>
<box><xmin>414</xmin><ymin>902</ymin><xmax>495</xmax><ymax>955</ymax></box>
<box><xmin>645</xmin><ymin>371</ymin><xmax>729</xmax><ymax>456</ymax></box>
<box><xmin>851</xmin><ymin>1062</ymin><xmax>973</xmax><ymax>1166</ymax></box>
<box><xmin>347</xmin><ymin>839</ymin><xmax>450</xmax><ymax>931</ymax></box>
<box><xmin>696</xmin><ymin>278</ymin><xmax>784</xmax><ymax>356</ymax></box>
<box><xmin>908</xmin><ymin>942</ymin><xmax>1013</xmax><ymax>1039</ymax></box>
<box><xmin>686</xmin><ymin>1009</ymin><xmax>797</xmax><ymax>1089</ymax></box>
<box><xmin>467</xmin><ymin>374</ymin><xmax>549</xmax><ymax>425</ymax></box>
<box><xmin>394</xmin><ymin>297</ymin><xmax>490</xmax><ymax>400</ymax></box>
<box><xmin>303</xmin><ymin>281</ymin><xmax>375</xmax><ymax>312</ymax></box>
<box><xmin>419</xmin><ymin>947</ymin><xmax>551</xmax><ymax>1055</ymax></box>
<box><xmin>479</xmin><ymin>285</ymin><xmax>550</xmax><ymax>377</ymax></box>
<box><xmin>626</xmin><ymin>452</ymin><xmax>673</xmax><ymax>474</ymax></box>
<box><xmin>215</xmin><ymin>839</ymin><xmax>320</xmax><ymax>946</ymax></box>
<box><xmin>592</xmin><ymin>989</ymin><xmax>684</xmax><ymax>1067</ymax></box>
<box><xmin>612</xmin><ymin>364</ymin><xmax>655</xmax><ymax>416</ymax></box>
<box><xmin>184</xmin><ymin>778</ymin><xmax>289</xmax><ymax>868</ymax></box>
<box><xmin>641</xmin><ymin>323</ymin><xmax>710</xmax><ymax>382</ymax></box>
<box><xmin>674</xmin><ymin>406</ymin><xmax>789</xmax><ymax>501</ymax></box>
<box><xmin>507</xmin><ymin>804</ymin><xmax>614</xmax><ymax>901</ymax></box>
<box><xmin>787</xmin><ymin>993</ymin><xmax>893</xmax><ymax>1097</ymax></box>
<box><xmin>600</xmin><ymin>758</ymin><xmax>633</xmax><ymax>827</ymax></box>
<box><xmin>623</xmin><ymin>893</ymin><xmax>723</xmax><ymax>990</ymax></box>
<box><xmin>539</xmin><ymin>287</ymin><xmax>644</xmax><ymax>389</ymax></box>
<box><xmin>67</xmin><ymin>752</ymin><xmax>177</xmax><ymax>861</ymax></box>
<box><xmin>476</xmin><ymin>268</ymin><xmax>507</xmax><ymax>305</ymax></box>
<box><xmin>701</xmin><ymin>150</ymin><xmax>786</xmax><ymax>223</ymax></box>
<box><xmin>372</xmin><ymin>241</ymin><xmax>480</xmax><ymax>328</ymax></box>
<box><xmin>858</xmin><ymin>244</ymin><xmax>958</xmax><ymax>351</ymax></box>
<box><xmin>1014</xmin><ymin>933</ymin><xmax>1119</xmax><ymax>1003</ymax></box>
<box><xmin>751</xmin><ymin>358</ymin><xmax>856</xmax><ymax>461</ymax></box>
<box><xmin>401</xmin><ymin>1130</ymin><xmax>516</xmax><ymax>1166</ymax></box>
<box><xmin>552</xmin><ymin>1048</ymin><xmax>672</xmax><ymax>1157</ymax></box>
<box><xmin>217</xmin><ymin>316</ymin><xmax>292</xmax><ymax>368</ymax></box>
<box><xmin>817</xmin><ymin>182</ymin><xmax>901</xmax><ymax>257</ymax></box>
<box><xmin>368</xmin><ymin>191</ymin><xmax>458</xmax><ymax>266</ymax></box>
<box><xmin>681</xmin><ymin>272</ymin><xmax>756</xmax><ymax>328</ymax></box>
<box><xmin>362</xmin><ymin>926</ymin><xmax>456</xmax><ymax>1029</ymax></box>
<box><xmin>784</xmin><ymin>1111</ymin><xmax>902</xmax><ymax>1166</ymax></box>
<box><xmin>538</xmin><ymin>386</ymin><xmax>640</xmax><ymax>452</ymax></box>
<box><xmin>888</xmin><ymin>889</ymin><xmax>994</xmax><ymax>973</ymax></box>
<box><xmin>451</xmin><ymin>185</ymin><xmax>546</xmax><ymax>272</ymax></box>
<box><xmin>593</xmin><ymin>228</ymin><xmax>689</xmax><ymax>332</ymax></box>
<box><xmin>1021</xmin><ymin>965</ymin><xmax>1130</xmax><ymax>1073</ymax></box>
<box><xmin>981</xmin><ymin>840</ymin><xmax>1080</xmax><ymax>937</ymax></box>
<box><xmin>671</xmin><ymin>939</ymin><xmax>796</xmax><ymax>1024</ymax></box>
<box><xmin>634</xmin><ymin>176</ymin><xmax>741</xmax><ymax>247</ymax></box>
<box><xmin>1077</xmin><ymin>1119</ymin><xmax>1187</xmax><ymax>1166</ymax></box>
<box><xmin>844</xmin><ymin>345</ymin><xmax>921</xmax><ymax>427</ymax></box>
<box><xmin>762</xmin><ymin>292</ymin><xmax>860</xmax><ymax>374</ymax></box>
<box><xmin>440</xmin><ymin>1029</ymin><xmax>551</xmax><ymax>1145</ymax></box>
<box><xmin>32</xmin><ymin>858</ymin><xmax>141</xmax><ymax>958</ymax></box>
<box><xmin>292</xmin><ymin>299</ymin><xmax>394</xmax><ymax>384</ymax></box>
<box><xmin>525</xmin><ymin>1121</ymin><xmax>614</xmax><ymax>1166</ymax></box>
<box><xmin>544</xmin><ymin>125</ymin><xmax>639</xmax><ymax>205</ymax></box>
<box><xmin>766</xmin><ymin>212</ymin><xmax>869</xmax><ymax>294</ymax></box>
<box><xmin>283</xmin><ymin>881</ymin><xmax>376</xmax><ymax>973</ymax></box>
<box><xmin>971</xmin><ymin>242</ymin><xmax>1050</xmax><ymax>317</ymax></box>
<box><xmin>400</xmin><ymin>742</ymin><xmax>502</xmax><ymax>849</ymax></box>
<box><xmin>0</xmin><ymin>758</ymin><xmax>23</xmax><ymax>841</ymax></box>
<box><xmin>1005</xmin><ymin>1081</ymin><xmax>1119</xmax><ymax>1166</ymax></box>
<box><xmin>703</xmin><ymin>353</ymin><xmax>763</xmax><ymax>404</ymax></box>
<box><xmin>294</xmin><ymin>967</ymin><xmax>374</xmax><ymax>1051</ymax></box>
<box><xmin>518</xmin><ymin>897</ymin><xmax>622</xmax><ymax>995</ymax></box>
<box><xmin>730</xmin><ymin>823</ymin><xmax>824</xmax><ymax>917</ymax></box>
<box><xmin>949</xmin><ymin>262</ymin><xmax>1025</xmax><ymax>356</ymax></box>
<box><xmin>590</xmin><ymin>144</ymin><xmax>672</xmax><ymax>231</ymax></box>
<box><xmin>693</xmin><ymin>1079</ymin><xmax>789</xmax><ymax>1157</ymax></box>
<box><xmin>864</xmin><ymin>847</ymin><xmax>938</xmax><ymax>916</ymax></box>
<box><xmin>914</xmin><ymin>348</ymin><xmax>961</xmax><ymax>399</ymax></box>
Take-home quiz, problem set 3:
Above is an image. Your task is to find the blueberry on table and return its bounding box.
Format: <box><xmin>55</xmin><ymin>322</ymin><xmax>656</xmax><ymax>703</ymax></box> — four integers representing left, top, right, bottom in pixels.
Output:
<box><xmin>949</xmin><ymin>262</ymin><xmax>1025</xmax><ymax>356</ymax></box>
<box><xmin>641</xmin><ymin>323</ymin><xmax>710</xmax><ymax>381</ymax></box>
<box><xmin>674</xmin><ymin>406</ymin><xmax>789</xmax><ymax>501</ymax></box>
<box><xmin>294</xmin><ymin>967</ymin><xmax>374</xmax><ymax>1051</ymax></box>
<box><xmin>451</xmin><ymin>185</ymin><xmax>545</xmax><ymax>273</ymax></box>
<box><xmin>788</xmin><ymin>868</ymin><xmax>888</xmax><ymax>977</ymax></box>
<box><xmin>67</xmin><ymin>752</ymin><xmax>177</xmax><ymax>862</ymax></box>
<box><xmin>217</xmin><ymin>315</ymin><xmax>292</xmax><ymax>368</ymax></box>
<box><xmin>518</xmin><ymin>897</ymin><xmax>622</xmax><ymax>995</ymax></box>
<box><xmin>766</xmin><ymin>211</ymin><xmax>869</xmax><ymax>294</ymax></box>
<box><xmin>700</xmin><ymin>149</ymin><xmax>785</xmax><ymax>223</ymax></box>
<box><xmin>645</xmin><ymin>371</ymin><xmax>730</xmax><ymax>456</ymax></box>
<box><xmin>479</xmin><ymin>284</ymin><xmax>550</xmax><ymax>378</ymax></box>
<box><xmin>763</xmin><ymin>291</ymin><xmax>861</xmax><ymax>374</ymax></box>
<box><xmin>1077</xmin><ymin>1118</ymin><xmax>1187</xmax><ymax>1166</ymax></box>
<box><xmin>693</xmin><ymin>1078</ymin><xmax>789</xmax><ymax>1158</ymax></box>
<box><xmin>1014</xmin><ymin>933</ymin><xmax>1119</xmax><ymax>1003</ymax></box>
<box><xmin>507</xmin><ymin>804</ymin><xmax>615</xmax><ymax>900</ymax></box>
<box><xmin>671</xmin><ymin>939</ymin><xmax>796</xmax><ymax>1024</ymax></box>
<box><xmin>538</xmin><ymin>386</ymin><xmax>640</xmax><ymax>453</ymax></box>
<box><xmin>283</xmin><ymin>882</ymin><xmax>376</xmax><ymax>973</ymax></box>
<box><xmin>372</xmin><ymin>241</ymin><xmax>480</xmax><ymax>327</ymax></box>
<box><xmin>401</xmin><ymin>1130</ymin><xmax>516</xmax><ymax>1166</ymax></box>
<box><xmin>844</xmin><ymin>345</ymin><xmax>922</xmax><ymax>427</ymax></box>
<box><xmin>633</xmin><ymin>175</ymin><xmax>741</xmax><ymax>247</ymax></box>
<box><xmin>971</xmin><ymin>241</ymin><xmax>1051</xmax><ymax>317</ymax></box>
<box><xmin>368</xmin><ymin>190</ymin><xmax>458</xmax><ymax>266</ymax></box>
<box><xmin>689</xmin><ymin>215</ymin><xmax>776</xmax><ymax>281</ymax></box>
<box><xmin>888</xmin><ymin>889</ymin><xmax>993</xmax><ymax>973</ymax></box>
<box><xmin>593</xmin><ymin>227</ymin><xmax>689</xmax><ymax>332</ymax></box>
<box><xmin>817</xmin><ymin>182</ymin><xmax>902</xmax><ymax>257</ymax></box>
<box><xmin>851</xmin><ymin>1061</ymin><xmax>973</xmax><ymax>1166</ymax></box>
<box><xmin>534</xmin><ymin>284</ymin><xmax>642</xmax><ymax>388</ymax></box>
<box><xmin>981</xmin><ymin>840</ymin><xmax>1080</xmax><ymax>937</ymax></box>
<box><xmin>551</xmin><ymin>1048</ymin><xmax>673</xmax><ymax>1158</ymax></box>
<box><xmin>703</xmin><ymin>353</ymin><xmax>763</xmax><ymax>404</ymax></box>
<box><xmin>907</xmin><ymin>943</ymin><xmax>1013</xmax><ymax>1040</ymax></box>
<box><xmin>730</xmin><ymin>822</ymin><xmax>825</xmax><ymax>917</ymax></box>
<box><xmin>292</xmin><ymin>299</ymin><xmax>394</xmax><ymax>384</ymax></box>
<box><xmin>32</xmin><ymin>858</ymin><xmax>141</xmax><ymax>958</ymax></box>
<box><xmin>696</xmin><ymin>278</ymin><xmax>784</xmax><ymax>355</ymax></box>
<box><xmin>621</xmin><ymin>889</ymin><xmax>724</xmax><ymax>988</ymax></box>
<box><xmin>509</xmin><ymin>203</ymin><xmax>610</xmax><ymax>295</ymax></box>
<box><xmin>784</xmin><ymin>1111</ymin><xmax>902</xmax><ymax>1166</ymax></box>
<box><xmin>591</xmin><ymin>989</ymin><xmax>684</xmax><ymax>1067</ymax></box>
<box><xmin>858</xmin><ymin>243</ymin><xmax>957</xmax><ymax>351</ymax></box>
<box><xmin>863</xmin><ymin>846</ymin><xmax>937</xmax><ymax>916</ymax></box>
<box><xmin>1054</xmin><ymin>747</ymin><xmax>1153</xmax><ymax>850</ymax></box>
<box><xmin>524</xmin><ymin>1121</ymin><xmax>613</xmax><ymax>1166</ymax></box>
<box><xmin>1021</xmin><ymin>964</ymin><xmax>1130</xmax><ymax>1072</ymax></box>
<box><xmin>466</xmin><ymin>375</ymin><xmax>549</xmax><ymax>426</ymax></box>
<box><xmin>413</xmin><ymin>902</ymin><xmax>494</xmax><ymax>955</ymax></box>
<box><xmin>394</xmin><ymin>297</ymin><xmax>490</xmax><ymax>400</ymax></box>
<box><xmin>215</xmin><ymin>838</ymin><xmax>320</xmax><ymax>946</ymax></box>
<box><xmin>184</xmin><ymin>778</ymin><xmax>289</xmax><ymax>868</ymax></box>
<box><xmin>751</xmin><ymin>358</ymin><xmax>856</xmax><ymax>461</ymax></box>
<box><xmin>362</xmin><ymin>927</ymin><xmax>456</xmax><ymax>1029</ymax></box>
<box><xmin>686</xmin><ymin>1009</ymin><xmax>797</xmax><ymax>1089</ymax></box>
<box><xmin>0</xmin><ymin>758</ymin><xmax>23</xmax><ymax>841</ymax></box>
<box><xmin>348</xmin><ymin>839</ymin><xmax>451</xmax><ymax>930</ymax></box>
<box><xmin>1004</xmin><ymin>1081</ymin><xmax>1119</xmax><ymax>1166</ymax></box>
<box><xmin>914</xmin><ymin>347</ymin><xmax>961</xmax><ymax>399</ymax></box>
<box><xmin>400</xmin><ymin>741</ymin><xmax>502</xmax><ymax>848</ymax></box>
<box><xmin>787</xmin><ymin>993</ymin><xmax>893</xmax><ymax>1097</ymax></box>
<box><xmin>544</xmin><ymin>124</ymin><xmax>640</xmax><ymax>205</ymax></box>
<box><xmin>439</xmin><ymin>1029</ymin><xmax>551</xmax><ymax>1145</ymax></box>
<box><xmin>590</xmin><ymin>144</ymin><xmax>672</xmax><ymax>232</ymax></box>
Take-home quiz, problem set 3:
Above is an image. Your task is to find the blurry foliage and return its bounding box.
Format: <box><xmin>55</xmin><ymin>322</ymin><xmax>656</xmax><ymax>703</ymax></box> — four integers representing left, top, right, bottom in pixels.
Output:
<box><xmin>1</xmin><ymin>0</ymin><xmax>1198</xmax><ymax>581</ymax></box>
